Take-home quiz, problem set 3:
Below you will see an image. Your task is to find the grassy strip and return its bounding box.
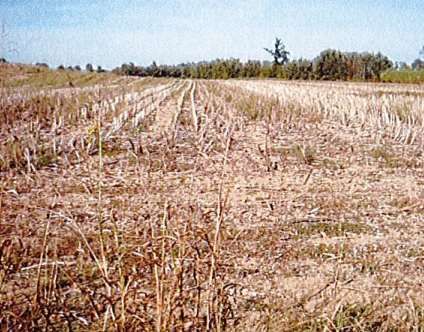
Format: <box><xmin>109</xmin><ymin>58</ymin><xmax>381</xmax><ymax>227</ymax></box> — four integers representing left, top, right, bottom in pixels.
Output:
<box><xmin>381</xmin><ymin>69</ymin><xmax>424</xmax><ymax>84</ymax></box>
<box><xmin>0</xmin><ymin>64</ymin><xmax>118</xmax><ymax>88</ymax></box>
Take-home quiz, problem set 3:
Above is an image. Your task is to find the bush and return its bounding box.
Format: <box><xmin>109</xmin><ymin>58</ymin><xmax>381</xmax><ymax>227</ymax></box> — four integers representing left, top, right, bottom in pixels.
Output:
<box><xmin>35</xmin><ymin>62</ymin><xmax>49</xmax><ymax>68</ymax></box>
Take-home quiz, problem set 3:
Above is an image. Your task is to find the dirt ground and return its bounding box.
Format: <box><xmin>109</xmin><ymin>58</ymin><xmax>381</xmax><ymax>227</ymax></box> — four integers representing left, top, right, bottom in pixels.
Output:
<box><xmin>1</xmin><ymin>77</ymin><xmax>423</xmax><ymax>330</ymax></box>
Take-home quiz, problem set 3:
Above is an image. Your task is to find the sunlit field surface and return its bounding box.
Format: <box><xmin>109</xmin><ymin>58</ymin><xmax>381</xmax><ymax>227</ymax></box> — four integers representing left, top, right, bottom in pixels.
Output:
<box><xmin>1</xmin><ymin>65</ymin><xmax>424</xmax><ymax>330</ymax></box>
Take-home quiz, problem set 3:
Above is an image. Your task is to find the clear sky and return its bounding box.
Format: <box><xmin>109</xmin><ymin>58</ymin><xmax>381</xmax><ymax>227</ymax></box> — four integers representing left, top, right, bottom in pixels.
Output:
<box><xmin>1</xmin><ymin>0</ymin><xmax>423</xmax><ymax>68</ymax></box>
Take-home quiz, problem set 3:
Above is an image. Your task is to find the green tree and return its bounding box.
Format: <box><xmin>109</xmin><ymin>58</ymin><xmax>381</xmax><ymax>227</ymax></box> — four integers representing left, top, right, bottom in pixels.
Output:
<box><xmin>242</xmin><ymin>60</ymin><xmax>261</xmax><ymax>78</ymax></box>
<box><xmin>314</xmin><ymin>50</ymin><xmax>348</xmax><ymax>80</ymax></box>
<box><xmin>86</xmin><ymin>63</ymin><xmax>94</xmax><ymax>72</ymax></box>
<box><xmin>147</xmin><ymin>61</ymin><xmax>159</xmax><ymax>77</ymax></box>
<box><xmin>286</xmin><ymin>59</ymin><xmax>313</xmax><ymax>80</ymax></box>
<box><xmin>118</xmin><ymin>63</ymin><xmax>137</xmax><ymax>75</ymax></box>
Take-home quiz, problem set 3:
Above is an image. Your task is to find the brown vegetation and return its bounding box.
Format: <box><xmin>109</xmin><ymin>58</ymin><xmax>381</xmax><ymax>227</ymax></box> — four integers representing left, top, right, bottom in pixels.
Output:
<box><xmin>1</xmin><ymin>66</ymin><xmax>424</xmax><ymax>330</ymax></box>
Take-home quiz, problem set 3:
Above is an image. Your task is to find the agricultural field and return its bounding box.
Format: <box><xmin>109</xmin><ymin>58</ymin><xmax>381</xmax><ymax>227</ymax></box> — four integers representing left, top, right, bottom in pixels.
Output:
<box><xmin>1</xmin><ymin>65</ymin><xmax>424</xmax><ymax>330</ymax></box>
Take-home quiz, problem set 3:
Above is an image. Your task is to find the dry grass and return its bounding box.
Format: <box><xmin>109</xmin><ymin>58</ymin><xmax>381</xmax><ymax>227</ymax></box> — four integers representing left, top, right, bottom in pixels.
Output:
<box><xmin>1</xmin><ymin>70</ymin><xmax>424</xmax><ymax>330</ymax></box>
<box><xmin>0</xmin><ymin>63</ymin><xmax>123</xmax><ymax>89</ymax></box>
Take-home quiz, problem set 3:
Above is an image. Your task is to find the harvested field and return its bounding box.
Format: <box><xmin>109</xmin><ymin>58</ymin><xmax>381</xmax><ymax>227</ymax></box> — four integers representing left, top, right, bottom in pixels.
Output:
<box><xmin>1</xmin><ymin>73</ymin><xmax>424</xmax><ymax>330</ymax></box>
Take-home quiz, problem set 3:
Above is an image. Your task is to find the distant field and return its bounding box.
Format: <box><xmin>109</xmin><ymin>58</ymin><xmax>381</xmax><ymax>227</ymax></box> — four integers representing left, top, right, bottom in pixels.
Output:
<box><xmin>1</xmin><ymin>66</ymin><xmax>424</xmax><ymax>330</ymax></box>
<box><xmin>0</xmin><ymin>63</ymin><xmax>126</xmax><ymax>88</ymax></box>
<box><xmin>382</xmin><ymin>69</ymin><xmax>424</xmax><ymax>84</ymax></box>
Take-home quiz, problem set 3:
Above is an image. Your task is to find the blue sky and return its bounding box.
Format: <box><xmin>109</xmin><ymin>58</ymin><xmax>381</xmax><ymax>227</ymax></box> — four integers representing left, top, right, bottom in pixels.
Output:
<box><xmin>1</xmin><ymin>0</ymin><xmax>423</xmax><ymax>68</ymax></box>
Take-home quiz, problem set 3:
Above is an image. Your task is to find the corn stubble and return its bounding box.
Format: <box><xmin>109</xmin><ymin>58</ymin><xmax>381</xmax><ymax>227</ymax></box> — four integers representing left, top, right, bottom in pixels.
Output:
<box><xmin>1</xmin><ymin>72</ymin><xmax>424</xmax><ymax>330</ymax></box>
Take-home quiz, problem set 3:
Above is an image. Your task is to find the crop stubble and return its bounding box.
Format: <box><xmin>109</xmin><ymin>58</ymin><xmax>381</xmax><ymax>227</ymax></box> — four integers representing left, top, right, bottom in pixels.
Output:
<box><xmin>1</xmin><ymin>76</ymin><xmax>424</xmax><ymax>330</ymax></box>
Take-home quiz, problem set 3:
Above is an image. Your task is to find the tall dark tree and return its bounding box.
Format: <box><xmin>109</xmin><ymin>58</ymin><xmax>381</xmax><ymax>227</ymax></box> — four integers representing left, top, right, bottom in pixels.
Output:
<box><xmin>86</xmin><ymin>63</ymin><xmax>94</xmax><ymax>72</ymax></box>
<box><xmin>264</xmin><ymin>38</ymin><xmax>290</xmax><ymax>65</ymax></box>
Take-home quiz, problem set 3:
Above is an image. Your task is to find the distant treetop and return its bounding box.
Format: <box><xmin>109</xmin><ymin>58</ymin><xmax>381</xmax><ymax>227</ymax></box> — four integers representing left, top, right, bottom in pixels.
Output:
<box><xmin>264</xmin><ymin>38</ymin><xmax>290</xmax><ymax>66</ymax></box>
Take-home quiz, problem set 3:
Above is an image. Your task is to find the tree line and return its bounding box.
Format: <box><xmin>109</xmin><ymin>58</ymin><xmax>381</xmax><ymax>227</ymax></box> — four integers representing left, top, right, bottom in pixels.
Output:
<box><xmin>111</xmin><ymin>52</ymin><xmax>393</xmax><ymax>81</ymax></box>
<box><xmin>113</xmin><ymin>50</ymin><xmax>393</xmax><ymax>80</ymax></box>
<box><xmin>9</xmin><ymin>38</ymin><xmax>422</xmax><ymax>82</ymax></box>
<box><xmin>55</xmin><ymin>63</ymin><xmax>106</xmax><ymax>73</ymax></box>
<box><xmin>110</xmin><ymin>39</ymin><xmax>424</xmax><ymax>82</ymax></box>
